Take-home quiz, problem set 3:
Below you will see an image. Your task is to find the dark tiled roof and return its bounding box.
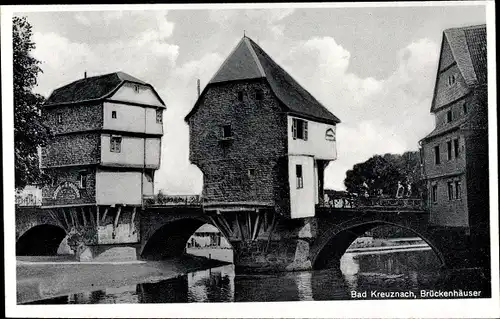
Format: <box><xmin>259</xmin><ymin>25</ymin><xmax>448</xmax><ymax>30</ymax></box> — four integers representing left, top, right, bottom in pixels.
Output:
<box><xmin>45</xmin><ymin>71</ymin><xmax>151</xmax><ymax>106</ymax></box>
<box><xmin>202</xmin><ymin>37</ymin><xmax>340</xmax><ymax>124</ymax></box>
<box><xmin>421</xmin><ymin>117</ymin><xmax>467</xmax><ymax>141</ymax></box>
<box><xmin>444</xmin><ymin>24</ymin><xmax>487</xmax><ymax>87</ymax></box>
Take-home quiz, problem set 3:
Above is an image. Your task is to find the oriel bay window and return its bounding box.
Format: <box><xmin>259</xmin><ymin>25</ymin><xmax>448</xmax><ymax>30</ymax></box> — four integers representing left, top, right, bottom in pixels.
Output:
<box><xmin>292</xmin><ymin>118</ymin><xmax>308</xmax><ymax>140</ymax></box>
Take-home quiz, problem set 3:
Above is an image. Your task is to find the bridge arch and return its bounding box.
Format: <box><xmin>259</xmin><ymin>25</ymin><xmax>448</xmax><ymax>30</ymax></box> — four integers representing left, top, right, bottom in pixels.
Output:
<box><xmin>16</xmin><ymin>224</ymin><xmax>67</xmax><ymax>256</ymax></box>
<box><xmin>311</xmin><ymin>217</ymin><xmax>446</xmax><ymax>270</ymax></box>
<box><xmin>140</xmin><ymin>213</ymin><xmax>231</xmax><ymax>260</ymax></box>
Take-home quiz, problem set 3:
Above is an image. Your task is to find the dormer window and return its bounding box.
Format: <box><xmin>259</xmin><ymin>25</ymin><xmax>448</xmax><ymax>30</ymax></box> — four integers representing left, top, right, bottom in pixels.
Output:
<box><xmin>292</xmin><ymin>118</ymin><xmax>308</xmax><ymax>140</ymax></box>
<box><xmin>112</xmin><ymin>111</ymin><xmax>117</xmax><ymax>119</ymax></box>
<box><xmin>156</xmin><ymin>109</ymin><xmax>162</xmax><ymax>124</ymax></box>
<box><xmin>448</xmin><ymin>74</ymin><xmax>456</xmax><ymax>86</ymax></box>
<box><xmin>255</xmin><ymin>89</ymin><xmax>263</xmax><ymax>101</ymax></box>
<box><xmin>446</xmin><ymin>110</ymin><xmax>452</xmax><ymax>123</ymax></box>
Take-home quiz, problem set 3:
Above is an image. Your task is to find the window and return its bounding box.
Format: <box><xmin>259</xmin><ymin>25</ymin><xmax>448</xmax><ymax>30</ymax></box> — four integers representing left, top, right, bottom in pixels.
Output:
<box><xmin>112</xmin><ymin>111</ymin><xmax>117</xmax><ymax>119</ymax></box>
<box><xmin>221</xmin><ymin>124</ymin><xmax>232</xmax><ymax>139</ymax></box>
<box><xmin>248</xmin><ymin>168</ymin><xmax>255</xmax><ymax>178</ymax></box>
<box><xmin>79</xmin><ymin>172</ymin><xmax>87</xmax><ymax>189</ymax></box>
<box><xmin>448</xmin><ymin>74</ymin><xmax>456</xmax><ymax>86</ymax></box>
<box><xmin>447</xmin><ymin>182</ymin><xmax>454</xmax><ymax>200</ymax></box>
<box><xmin>292</xmin><ymin>118</ymin><xmax>308</xmax><ymax>140</ymax></box>
<box><xmin>110</xmin><ymin>136</ymin><xmax>122</xmax><ymax>153</ymax></box>
<box><xmin>238</xmin><ymin>91</ymin><xmax>244</xmax><ymax>102</ymax></box>
<box><xmin>434</xmin><ymin>145</ymin><xmax>440</xmax><ymax>164</ymax></box>
<box><xmin>431</xmin><ymin>184</ymin><xmax>438</xmax><ymax>203</ymax></box>
<box><xmin>57</xmin><ymin>114</ymin><xmax>63</xmax><ymax>124</ymax></box>
<box><xmin>454</xmin><ymin>138</ymin><xmax>460</xmax><ymax>159</ymax></box>
<box><xmin>296</xmin><ymin>164</ymin><xmax>303</xmax><ymax>189</ymax></box>
<box><xmin>255</xmin><ymin>89</ymin><xmax>263</xmax><ymax>101</ymax></box>
<box><xmin>455</xmin><ymin>181</ymin><xmax>462</xmax><ymax>199</ymax></box>
<box><xmin>463</xmin><ymin>103</ymin><xmax>468</xmax><ymax>115</ymax></box>
<box><xmin>446</xmin><ymin>110</ymin><xmax>452</xmax><ymax>123</ymax></box>
<box><xmin>134</xmin><ymin>85</ymin><xmax>140</xmax><ymax>93</ymax></box>
<box><xmin>156</xmin><ymin>109</ymin><xmax>162</xmax><ymax>124</ymax></box>
<box><xmin>447</xmin><ymin>141</ymin><xmax>452</xmax><ymax>160</ymax></box>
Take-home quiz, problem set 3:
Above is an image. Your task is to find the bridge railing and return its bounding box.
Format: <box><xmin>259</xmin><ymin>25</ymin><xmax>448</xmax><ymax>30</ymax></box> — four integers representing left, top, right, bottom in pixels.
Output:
<box><xmin>318</xmin><ymin>195</ymin><xmax>426</xmax><ymax>210</ymax></box>
<box><xmin>143</xmin><ymin>194</ymin><xmax>203</xmax><ymax>206</ymax></box>
<box><xmin>15</xmin><ymin>194</ymin><xmax>42</xmax><ymax>207</ymax></box>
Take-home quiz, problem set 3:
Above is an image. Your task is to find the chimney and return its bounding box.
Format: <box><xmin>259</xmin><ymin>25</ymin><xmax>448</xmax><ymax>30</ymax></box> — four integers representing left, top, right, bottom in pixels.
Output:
<box><xmin>197</xmin><ymin>79</ymin><xmax>201</xmax><ymax>97</ymax></box>
<box><xmin>84</xmin><ymin>71</ymin><xmax>87</xmax><ymax>79</ymax></box>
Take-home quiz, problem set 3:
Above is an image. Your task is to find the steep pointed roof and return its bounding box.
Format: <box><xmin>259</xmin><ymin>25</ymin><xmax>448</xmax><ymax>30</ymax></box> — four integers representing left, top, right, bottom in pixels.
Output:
<box><xmin>430</xmin><ymin>24</ymin><xmax>486</xmax><ymax>113</ymax></box>
<box><xmin>188</xmin><ymin>37</ymin><xmax>340</xmax><ymax>124</ymax></box>
<box><xmin>444</xmin><ymin>24</ymin><xmax>487</xmax><ymax>87</ymax></box>
<box><xmin>45</xmin><ymin>71</ymin><xmax>165</xmax><ymax>107</ymax></box>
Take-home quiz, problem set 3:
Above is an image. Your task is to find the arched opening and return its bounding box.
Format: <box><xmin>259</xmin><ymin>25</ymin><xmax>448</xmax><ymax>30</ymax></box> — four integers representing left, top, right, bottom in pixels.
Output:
<box><xmin>140</xmin><ymin>219</ymin><xmax>233</xmax><ymax>262</ymax></box>
<box><xmin>185</xmin><ymin>224</ymin><xmax>233</xmax><ymax>263</ymax></box>
<box><xmin>313</xmin><ymin>222</ymin><xmax>445</xmax><ymax>271</ymax></box>
<box><xmin>16</xmin><ymin>225</ymin><xmax>67</xmax><ymax>256</ymax></box>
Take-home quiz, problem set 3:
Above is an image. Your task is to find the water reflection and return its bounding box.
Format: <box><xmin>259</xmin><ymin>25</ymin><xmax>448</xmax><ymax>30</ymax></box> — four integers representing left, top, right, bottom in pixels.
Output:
<box><xmin>27</xmin><ymin>248</ymin><xmax>490</xmax><ymax>304</ymax></box>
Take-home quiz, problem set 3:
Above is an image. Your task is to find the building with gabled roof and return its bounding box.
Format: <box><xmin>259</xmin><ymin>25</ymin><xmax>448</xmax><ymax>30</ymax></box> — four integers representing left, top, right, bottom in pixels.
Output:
<box><xmin>41</xmin><ymin>71</ymin><xmax>165</xmax><ymax>208</ymax></box>
<box><xmin>420</xmin><ymin>25</ymin><xmax>488</xmax><ymax>261</ymax></box>
<box><xmin>186</xmin><ymin>36</ymin><xmax>340</xmax><ymax>219</ymax></box>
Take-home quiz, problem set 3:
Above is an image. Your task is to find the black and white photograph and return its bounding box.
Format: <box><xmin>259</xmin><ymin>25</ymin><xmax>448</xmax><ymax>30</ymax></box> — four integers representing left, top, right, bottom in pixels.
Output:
<box><xmin>2</xmin><ymin>2</ymin><xmax>498</xmax><ymax>318</ymax></box>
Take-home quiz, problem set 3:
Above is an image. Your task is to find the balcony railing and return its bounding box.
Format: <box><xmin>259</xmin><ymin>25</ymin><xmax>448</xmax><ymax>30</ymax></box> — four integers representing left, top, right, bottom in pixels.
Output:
<box><xmin>15</xmin><ymin>194</ymin><xmax>42</xmax><ymax>207</ymax></box>
<box><xmin>318</xmin><ymin>194</ymin><xmax>426</xmax><ymax>210</ymax></box>
<box><xmin>143</xmin><ymin>194</ymin><xmax>203</xmax><ymax>206</ymax></box>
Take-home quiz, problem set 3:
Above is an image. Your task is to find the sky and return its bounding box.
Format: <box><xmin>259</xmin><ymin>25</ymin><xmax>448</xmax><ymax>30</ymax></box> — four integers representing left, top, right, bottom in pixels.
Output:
<box><xmin>17</xmin><ymin>4</ymin><xmax>487</xmax><ymax>194</ymax></box>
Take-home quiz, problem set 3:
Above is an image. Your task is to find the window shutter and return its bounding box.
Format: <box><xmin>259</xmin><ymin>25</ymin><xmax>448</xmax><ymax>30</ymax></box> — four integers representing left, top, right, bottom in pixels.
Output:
<box><xmin>292</xmin><ymin>119</ymin><xmax>297</xmax><ymax>139</ymax></box>
<box><xmin>304</xmin><ymin>121</ymin><xmax>308</xmax><ymax>141</ymax></box>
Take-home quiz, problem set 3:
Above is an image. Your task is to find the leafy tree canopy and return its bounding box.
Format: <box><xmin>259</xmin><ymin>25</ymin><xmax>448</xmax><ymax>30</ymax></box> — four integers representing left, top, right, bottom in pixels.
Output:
<box><xmin>14</xmin><ymin>16</ymin><xmax>51</xmax><ymax>190</ymax></box>
<box><xmin>343</xmin><ymin>151</ymin><xmax>424</xmax><ymax>198</ymax></box>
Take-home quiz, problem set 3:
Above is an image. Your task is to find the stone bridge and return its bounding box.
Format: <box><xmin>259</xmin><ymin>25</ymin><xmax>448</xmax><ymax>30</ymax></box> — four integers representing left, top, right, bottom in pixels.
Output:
<box><xmin>15</xmin><ymin>194</ymin><xmax>476</xmax><ymax>272</ymax></box>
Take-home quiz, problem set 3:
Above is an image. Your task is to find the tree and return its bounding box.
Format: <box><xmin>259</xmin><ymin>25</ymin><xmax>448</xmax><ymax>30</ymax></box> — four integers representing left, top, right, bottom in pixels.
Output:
<box><xmin>13</xmin><ymin>16</ymin><xmax>51</xmax><ymax>190</ymax></box>
<box><xmin>344</xmin><ymin>151</ymin><xmax>424</xmax><ymax>198</ymax></box>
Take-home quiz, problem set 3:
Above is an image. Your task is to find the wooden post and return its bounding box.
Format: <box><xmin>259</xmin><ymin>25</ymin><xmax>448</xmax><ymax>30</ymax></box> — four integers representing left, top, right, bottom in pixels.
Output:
<box><xmin>89</xmin><ymin>207</ymin><xmax>95</xmax><ymax>227</ymax></box>
<box><xmin>246</xmin><ymin>211</ymin><xmax>252</xmax><ymax>241</ymax></box>
<box><xmin>71</xmin><ymin>209</ymin><xmax>79</xmax><ymax>228</ymax></box>
<box><xmin>101</xmin><ymin>207</ymin><xmax>109</xmax><ymax>223</ymax></box>
<box><xmin>251</xmin><ymin>210</ymin><xmax>261</xmax><ymax>241</ymax></box>
<box><xmin>61</xmin><ymin>208</ymin><xmax>70</xmax><ymax>230</ymax></box>
<box><xmin>114</xmin><ymin>206</ymin><xmax>122</xmax><ymax>229</ymax></box>
<box><xmin>96</xmin><ymin>206</ymin><xmax>100</xmax><ymax>227</ymax></box>
<box><xmin>236</xmin><ymin>213</ymin><xmax>244</xmax><ymax>241</ymax></box>
<box><xmin>218</xmin><ymin>213</ymin><xmax>233</xmax><ymax>237</ymax></box>
<box><xmin>81</xmin><ymin>207</ymin><xmax>87</xmax><ymax>227</ymax></box>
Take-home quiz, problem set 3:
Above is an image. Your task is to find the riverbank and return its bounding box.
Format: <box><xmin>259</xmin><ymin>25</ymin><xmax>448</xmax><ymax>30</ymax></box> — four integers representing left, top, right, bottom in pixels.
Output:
<box><xmin>16</xmin><ymin>255</ymin><xmax>228</xmax><ymax>304</ymax></box>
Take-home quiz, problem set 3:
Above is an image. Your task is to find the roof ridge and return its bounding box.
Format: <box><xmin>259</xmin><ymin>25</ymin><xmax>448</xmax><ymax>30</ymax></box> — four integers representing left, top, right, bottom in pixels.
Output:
<box><xmin>243</xmin><ymin>37</ymin><xmax>266</xmax><ymax>78</ymax></box>
<box><xmin>444</xmin><ymin>24</ymin><xmax>486</xmax><ymax>33</ymax></box>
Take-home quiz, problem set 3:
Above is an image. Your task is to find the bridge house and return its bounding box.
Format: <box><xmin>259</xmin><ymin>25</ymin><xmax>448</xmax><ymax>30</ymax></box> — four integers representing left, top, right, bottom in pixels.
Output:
<box><xmin>185</xmin><ymin>36</ymin><xmax>341</xmax><ymax>220</ymax></box>
<box><xmin>38</xmin><ymin>71</ymin><xmax>165</xmax><ymax>251</ymax></box>
<box><xmin>420</xmin><ymin>25</ymin><xmax>488</xmax><ymax>261</ymax></box>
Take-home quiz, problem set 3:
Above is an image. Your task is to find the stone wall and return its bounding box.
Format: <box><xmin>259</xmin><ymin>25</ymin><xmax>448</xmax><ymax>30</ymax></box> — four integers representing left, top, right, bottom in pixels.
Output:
<box><xmin>43</xmin><ymin>103</ymin><xmax>103</xmax><ymax>135</ymax></box>
<box><xmin>188</xmin><ymin>80</ymin><xmax>290</xmax><ymax>216</ymax></box>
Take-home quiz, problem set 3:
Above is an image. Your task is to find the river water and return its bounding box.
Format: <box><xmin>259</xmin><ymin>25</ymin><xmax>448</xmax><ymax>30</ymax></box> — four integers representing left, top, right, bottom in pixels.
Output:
<box><xmin>27</xmin><ymin>248</ymin><xmax>490</xmax><ymax>304</ymax></box>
